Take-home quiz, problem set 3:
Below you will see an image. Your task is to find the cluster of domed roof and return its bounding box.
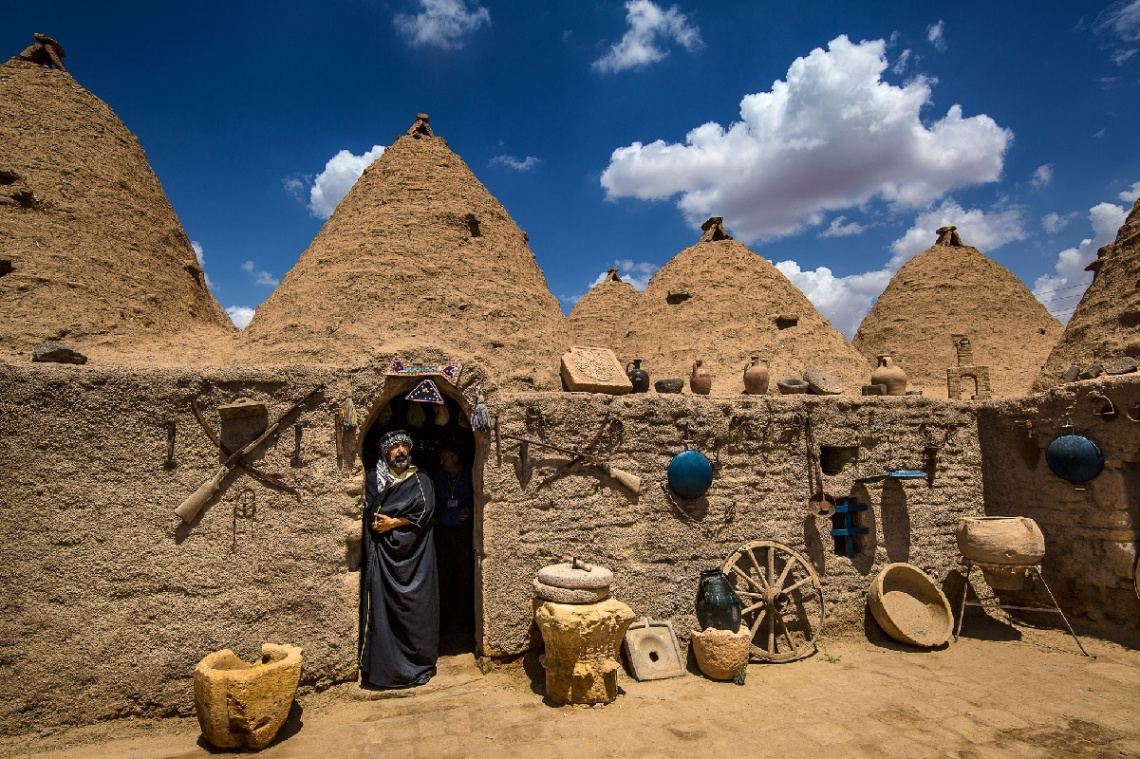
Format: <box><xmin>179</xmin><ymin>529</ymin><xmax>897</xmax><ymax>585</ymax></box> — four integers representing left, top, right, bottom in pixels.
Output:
<box><xmin>4</xmin><ymin>44</ymin><xmax>1133</xmax><ymax>398</ymax></box>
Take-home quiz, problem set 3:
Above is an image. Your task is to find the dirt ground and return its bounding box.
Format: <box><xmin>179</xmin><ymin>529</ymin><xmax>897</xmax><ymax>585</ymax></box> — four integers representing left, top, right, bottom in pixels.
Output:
<box><xmin>4</xmin><ymin>617</ymin><xmax>1139</xmax><ymax>759</ymax></box>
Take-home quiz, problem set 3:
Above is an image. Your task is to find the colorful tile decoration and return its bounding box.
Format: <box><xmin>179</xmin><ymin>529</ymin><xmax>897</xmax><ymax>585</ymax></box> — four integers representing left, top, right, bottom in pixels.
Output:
<box><xmin>385</xmin><ymin>355</ymin><xmax>462</xmax><ymax>384</ymax></box>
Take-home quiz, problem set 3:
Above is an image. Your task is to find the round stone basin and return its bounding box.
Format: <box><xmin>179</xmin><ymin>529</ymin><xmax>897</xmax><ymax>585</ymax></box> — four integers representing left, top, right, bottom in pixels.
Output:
<box><xmin>193</xmin><ymin>643</ymin><xmax>303</xmax><ymax>750</ymax></box>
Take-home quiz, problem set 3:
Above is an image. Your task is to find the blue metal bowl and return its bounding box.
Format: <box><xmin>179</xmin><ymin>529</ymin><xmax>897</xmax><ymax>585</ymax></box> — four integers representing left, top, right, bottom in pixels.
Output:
<box><xmin>668</xmin><ymin>449</ymin><xmax>713</xmax><ymax>499</ymax></box>
<box><xmin>1045</xmin><ymin>434</ymin><xmax>1104</xmax><ymax>483</ymax></box>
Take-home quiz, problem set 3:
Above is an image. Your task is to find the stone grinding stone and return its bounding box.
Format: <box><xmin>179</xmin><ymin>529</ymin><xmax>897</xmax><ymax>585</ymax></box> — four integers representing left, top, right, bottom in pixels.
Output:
<box><xmin>777</xmin><ymin>378</ymin><xmax>809</xmax><ymax>395</ymax></box>
<box><xmin>533</xmin><ymin>579</ymin><xmax>609</xmax><ymax>604</ymax></box>
<box><xmin>862</xmin><ymin>384</ymin><xmax>888</xmax><ymax>396</ymax></box>
<box><xmin>654</xmin><ymin>378</ymin><xmax>684</xmax><ymax>394</ymax></box>
<box><xmin>32</xmin><ymin>342</ymin><xmax>87</xmax><ymax>365</ymax></box>
<box><xmin>537</xmin><ymin>562</ymin><xmax>613</xmax><ymax>589</ymax></box>
<box><xmin>803</xmin><ymin>367</ymin><xmax>841</xmax><ymax>395</ymax></box>
<box><xmin>1063</xmin><ymin>364</ymin><xmax>1081</xmax><ymax>383</ymax></box>
<box><xmin>1104</xmin><ymin>356</ymin><xmax>1138</xmax><ymax>375</ymax></box>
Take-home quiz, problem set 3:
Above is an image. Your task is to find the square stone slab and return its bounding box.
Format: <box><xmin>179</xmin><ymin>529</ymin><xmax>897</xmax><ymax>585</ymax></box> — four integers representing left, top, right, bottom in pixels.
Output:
<box><xmin>560</xmin><ymin>346</ymin><xmax>633</xmax><ymax>394</ymax></box>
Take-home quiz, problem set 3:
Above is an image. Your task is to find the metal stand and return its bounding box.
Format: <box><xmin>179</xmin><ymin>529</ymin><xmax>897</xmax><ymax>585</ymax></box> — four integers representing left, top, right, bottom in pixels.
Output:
<box><xmin>954</xmin><ymin>561</ymin><xmax>1089</xmax><ymax>656</ymax></box>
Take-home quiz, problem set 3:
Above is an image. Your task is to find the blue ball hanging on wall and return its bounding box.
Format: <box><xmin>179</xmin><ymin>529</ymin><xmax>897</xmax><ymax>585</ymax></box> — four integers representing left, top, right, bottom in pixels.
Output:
<box><xmin>668</xmin><ymin>448</ymin><xmax>714</xmax><ymax>499</ymax></box>
<box><xmin>1045</xmin><ymin>434</ymin><xmax>1104</xmax><ymax>483</ymax></box>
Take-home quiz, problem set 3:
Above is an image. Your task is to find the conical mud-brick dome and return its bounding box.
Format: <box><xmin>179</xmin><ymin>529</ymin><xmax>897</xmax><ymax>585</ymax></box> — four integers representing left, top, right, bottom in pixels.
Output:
<box><xmin>567</xmin><ymin>269</ymin><xmax>640</xmax><ymax>352</ymax></box>
<box><xmin>853</xmin><ymin>227</ymin><xmax>1062</xmax><ymax>398</ymax></box>
<box><xmin>0</xmin><ymin>51</ymin><xmax>235</xmax><ymax>364</ymax></box>
<box><xmin>621</xmin><ymin>220</ymin><xmax>871</xmax><ymax>394</ymax></box>
<box><xmin>1034</xmin><ymin>198</ymin><xmax>1140</xmax><ymax>390</ymax></box>
<box><xmin>242</xmin><ymin>115</ymin><xmax>570</xmax><ymax>390</ymax></box>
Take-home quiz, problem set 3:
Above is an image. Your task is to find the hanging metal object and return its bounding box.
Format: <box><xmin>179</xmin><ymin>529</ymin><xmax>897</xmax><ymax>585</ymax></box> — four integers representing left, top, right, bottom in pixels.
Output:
<box><xmin>1045</xmin><ymin>413</ymin><xmax>1104</xmax><ymax>483</ymax></box>
<box><xmin>668</xmin><ymin>423</ymin><xmax>713</xmax><ymax>500</ymax></box>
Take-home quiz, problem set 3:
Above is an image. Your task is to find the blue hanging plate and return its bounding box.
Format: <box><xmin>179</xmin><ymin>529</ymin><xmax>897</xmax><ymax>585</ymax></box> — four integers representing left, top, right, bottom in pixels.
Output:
<box><xmin>668</xmin><ymin>449</ymin><xmax>713</xmax><ymax>500</ymax></box>
<box><xmin>1045</xmin><ymin>434</ymin><xmax>1103</xmax><ymax>483</ymax></box>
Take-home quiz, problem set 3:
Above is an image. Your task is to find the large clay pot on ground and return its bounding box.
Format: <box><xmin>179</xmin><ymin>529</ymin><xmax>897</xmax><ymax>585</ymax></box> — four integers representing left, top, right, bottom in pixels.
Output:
<box><xmin>868</xmin><ymin>563</ymin><xmax>953</xmax><ymax>648</ymax></box>
<box><xmin>689</xmin><ymin>360</ymin><xmax>712</xmax><ymax>395</ymax></box>
<box><xmin>870</xmin><ymin>355</ymin><xmax>908</xmax><ymax>396</ymax></box>
<box><xmin>743</xmin><ymin>356</ymin><xmax>769</xmax><ymax>395</ymax></box>
<box><xmin>193</xmin><ymin>643</ymin><xmax>303</xmax><ymax>750</ymax></box>
<box><xmin>956</xmin><ymin>516</ymin><xmax>1046</xmax><ymax>590</ymax></box>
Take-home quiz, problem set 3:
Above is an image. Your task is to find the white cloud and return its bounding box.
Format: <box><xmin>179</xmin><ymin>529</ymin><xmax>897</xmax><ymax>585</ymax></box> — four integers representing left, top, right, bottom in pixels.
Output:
<box><xmin>1119</xmin><ymin>181</ymin><xmax>1140</xmax><ymax>202</ymax></box>
<box><xmin>394</xmin><ymin>0</ymin><xmax>490</xmax><ymax>49</ymax></box>
<box><xmin>600</xmin><ymin>35</ymin><xmax>1012</xmax><ymax>244</ymax></box>
<box><xmin>1033</xmin><ymin>202</ymin><xmax>1129</xmax><ymax>322</ymax></box>
<box><xmin>1042</xmin><ymin>211</ymin><xmax>1079</xmax><ymax>234</ymax></box>
<box><xmin>490</xmin><ymin>155</ymin><xmax>543</xmax><ymax>171</ymax></box>
<box><xmin>307</xmin><ymin>145</ymin><xmax>385</xmax><ymax>219</ymax></box>
<box><xmin>779</xmin><ymin>200</ymin><xmax>1027</xmax><ymax>338</ymax></box>
<box><xmin>927</xmin><ymin>20</ymin><xmax>947</xmax><ymax>51</ymax></box>
<box><xmin>819</xmin><ymin>215</ymin><xmax>868</xmax><ymax>238</ymax></box>
<box><xmin>226</xmin><ymin>306</ymin><xmax>255</xmax><ymax>330</ymax></box>
<box><xmin>1095</xmin><ymin>1</ymin><xmax>1140</xmax><ymax>65</ymax></box>
<box><xmin>892</xmin><ymin>49</ymin><xmax>912</xmax><ymax>75</ymax></box>
<box><xmin>593</xmin><ymin>0</ymin><xmax>703</xmax><ymax>74</ymax></box>
<box><xmin>242</xmin><ymin>260</ymin><xmax>280</xmax><ymax>288</ymax></box>
<box><xmin>190</xmin><ymin>240</ymin><xmax>215</xmax><ymax>290</ymax></box>
<box><xmin>1029</xmin><ymin>163</ymin><xmax>1053</xmax><ymax>190</ymax></box>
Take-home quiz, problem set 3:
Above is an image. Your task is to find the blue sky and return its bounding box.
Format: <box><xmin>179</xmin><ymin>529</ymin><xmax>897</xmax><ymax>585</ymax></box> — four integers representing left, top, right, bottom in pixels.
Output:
<box><xmin>6</xmin><ymin>1</ymin><xmax>1139</xmax><ymax>335</ymax></box>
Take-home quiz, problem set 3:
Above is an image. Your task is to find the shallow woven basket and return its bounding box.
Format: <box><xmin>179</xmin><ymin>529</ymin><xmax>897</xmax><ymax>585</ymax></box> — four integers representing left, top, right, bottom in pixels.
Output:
<box><xmin>868</xmin><ymin>563</ymin><xmax>954</xmax><ymax>648</ymax></box>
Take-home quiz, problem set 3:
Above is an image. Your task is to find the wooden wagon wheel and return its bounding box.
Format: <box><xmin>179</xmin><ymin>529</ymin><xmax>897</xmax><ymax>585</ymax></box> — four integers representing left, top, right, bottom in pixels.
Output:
<box><xmin>722</xmin><ymin>540</ymin><xmax>825</xmax><ymax>663</ymax></box>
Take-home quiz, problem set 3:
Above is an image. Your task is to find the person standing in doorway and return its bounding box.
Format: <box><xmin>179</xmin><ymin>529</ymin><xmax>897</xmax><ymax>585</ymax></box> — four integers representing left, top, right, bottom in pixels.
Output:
<box><xmin>433</xmin><ymin>445</ymin><xmax>474</xmax><ymax>639</ymax></box>
<box><xmin>359</xmin><ymin>430</ymin><xmax>439</xmax><ymax>688</ymax></box>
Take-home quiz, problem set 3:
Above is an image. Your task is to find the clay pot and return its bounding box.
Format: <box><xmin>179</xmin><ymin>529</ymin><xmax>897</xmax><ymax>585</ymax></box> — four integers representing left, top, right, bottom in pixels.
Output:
<box><xmin>868</xmin><ymin>564</ymin><xmax>953</xmax><ymax>648</ymax></box>
<box><xmin>870</xmin><ymin>355</ymin><xmax>907</xmax><ymax>396</ymax></box>
<box><xmin>689</xmin><ymin>361</ymin><xmax>712</xmax><ymax>395</ymax></box>
<box><xmin>956</xmin><ymin>516</ymin><xmax>1045</xmax><ymax>591</ymax></box>
<box><xmin>742</xmin><ymin>357</ymin><xmax>769</xmax><ymax>395</ymax></box>
<box><xmin>193</xmin><ymin>644</ymin><xmax>303</xmax><ymax>750</ymax></box>
<box><xmin>695</xmin><ymin>569</ymin><xmax>741</xmax><ymax>633</ymax></box>
<box><xmin>626</xmin><ymin>359</ymin><xmax>650</xmax><ymax>394</ymax></box>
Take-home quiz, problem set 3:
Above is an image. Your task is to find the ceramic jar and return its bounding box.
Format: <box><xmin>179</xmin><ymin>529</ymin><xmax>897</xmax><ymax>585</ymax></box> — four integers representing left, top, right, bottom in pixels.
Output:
<box><xmin>743</xmin><ymin>356</ymin><xmax>769</xmax><ymax>395</ymax></box>
<box><xmin>689</xmin><ymin>360</ymin><xmax>712</xmax><ymax>395</ymax></box>
<box><xmin>695</xmin><ymin>570</ymin><xmax>741</xmax><ymax>632</ymax></box>
<box><xmin>871</xmin><ymin>355</ymin><xmax>907</xmax><ymax>396</ymax></box>
<box><xmin>626</xmin><ymin>359</ymin><xmax>650</xmax><ymax>393</ymax></box>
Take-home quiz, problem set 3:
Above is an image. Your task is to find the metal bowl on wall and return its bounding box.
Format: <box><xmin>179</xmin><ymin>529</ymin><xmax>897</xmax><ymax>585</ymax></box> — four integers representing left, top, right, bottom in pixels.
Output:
<box><xmin>667</xmin><ymin>448</ymin><xmax>713</xmax><ymax>500</ymax></box>
<box><xmin>1045</xmin><ymin>434</ymin><xmax>1104</xmax><ymax>483</ymax></box>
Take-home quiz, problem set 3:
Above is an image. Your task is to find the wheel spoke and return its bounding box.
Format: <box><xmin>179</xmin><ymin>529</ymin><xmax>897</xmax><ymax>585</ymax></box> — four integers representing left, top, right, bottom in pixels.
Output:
<box><xmin>729</xmin><ymin>565</ymin><xmax>765</xmax><ymax>594</ymax></box>
<box><xmin>784</xmin><ymin>575</ymin><xmax>816</xmax><ymax>595</ymax></box>
<box><xmin>776</xmin><ymin>613</ymin><xmax>797</xmax><ymax>650</ymax></box>
<box><xmin>750</xmin><ymin>608</ymin><xmax>768</xmax><ymax>635</ymax></box>
<box><xmin>767</xmin><ymin>605</ymin><xmax>775</xmax><ymax>652</ymax></box>
<box><xmin>744</xmin><ymin>550</ymin><xmax>769</xmax><ymax>589</ymax></box>
<box><xmin>741</xmin><ymin>600</ymin><xmax>765</xmax><ymax>617</ymax></box>
<box><xmin>735</xmin><ymin>588</ymin><xmax>764</xmax><ymax>601</ymax></box>
<box><xmin>766</xmin><ymin>547</ymin><xmax>774</xmax><ymax>587</ymax></box>
<box><xmin>775</xmin><ymin>560</ymin><xmax>794</xmax><ymax>591</ymax></box>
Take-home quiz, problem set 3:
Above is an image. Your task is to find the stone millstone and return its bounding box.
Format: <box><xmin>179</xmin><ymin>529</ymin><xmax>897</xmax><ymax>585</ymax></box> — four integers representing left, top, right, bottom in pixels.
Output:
<box><xmin>32</xmin><ymin>342</ymin><xmax>87</xmax><ymax>364</ymax></box>
<box><xmin>537</xmin><ymin>561</ymin><xmax>613</xmax><ymax>589</ymax></box>
<box><xmin>533</xmin><ymin>579</ymin><xmax>609</xmax><ymax>604</ymax></box>
<box><xmin>690</xmin><ymin>626</ymin><xmax>752</xmax><ymax>680</ymax></box>
<box><xmin>862</xmin><ymin>384</ymin><xmax>888</xmax><ymax>396</ymax></box>
<box><xmin>193</xmin><ymin>643</ymin><xmax>303</xmax><ymax>751</ymax></box>
<box><xmin>803</xmin><ymin>367</ymin><xmax>841</xmax><ymax>395</ymax></box>
<box><xmin>777</xmin><ymin>378</ymin><xmax>809</xmax><ymax>395</ymax></box>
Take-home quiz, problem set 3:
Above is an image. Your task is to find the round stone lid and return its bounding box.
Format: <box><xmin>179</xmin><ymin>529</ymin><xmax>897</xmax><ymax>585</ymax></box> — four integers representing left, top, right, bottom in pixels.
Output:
<box><xmin>537</xmin><ymin>558</ymin><xmax>613</xmax><ymax>590</ymax></box>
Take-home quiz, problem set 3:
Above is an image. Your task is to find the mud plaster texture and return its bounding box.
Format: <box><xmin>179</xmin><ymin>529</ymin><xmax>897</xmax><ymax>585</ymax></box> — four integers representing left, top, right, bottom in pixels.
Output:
<box><xmin>853</xmin><ymin>238</ymin><xmax>1062</xmax><ymax>399</ymax></box>
<box><xmin>481</xmin><ymin>392</ymin><xmax>985</xmax><ymax>655</ymax></box>
<box><xmin>977</xmin><ymin>374</ymin><xmax>1140</xmax><ymax>638</ymax></box>
<box><xmin>568</xmin><ymin>239</ymin><xmax>873</xmax><ymax>396</ymax></box>
<box><xmin>1035</xmin><ymin>197</ymin><xmax>1140</xmax><ymax>391</ymax></box>
<box><xmin>0</xmin><ymin>60</ymin><xmax>236</xmax><ymax>366</ymax></box>
<box><xmin>239</xmin><ymin>129</ymin><xmax>570</xmax><ymax>391</ymax></box>
<box><xmin>0</xmin><ymin>357</ymin><xmax>496</xmax><ymax>736</ymax></box>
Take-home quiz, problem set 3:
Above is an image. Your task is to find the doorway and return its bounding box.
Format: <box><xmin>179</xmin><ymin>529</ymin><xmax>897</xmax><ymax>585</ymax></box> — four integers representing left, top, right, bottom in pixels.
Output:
<box><xmin>362</xmin><ymin>390</ymin><xmax>477</xmax><ymax>655</ymax></box>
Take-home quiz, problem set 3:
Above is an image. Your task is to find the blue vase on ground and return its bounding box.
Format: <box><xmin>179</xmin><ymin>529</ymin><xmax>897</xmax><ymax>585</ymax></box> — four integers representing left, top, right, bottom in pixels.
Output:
<box><xmin>695</xmin><ymin>569</ymin><xmax>741</xmax><ymax>632</ymax></box>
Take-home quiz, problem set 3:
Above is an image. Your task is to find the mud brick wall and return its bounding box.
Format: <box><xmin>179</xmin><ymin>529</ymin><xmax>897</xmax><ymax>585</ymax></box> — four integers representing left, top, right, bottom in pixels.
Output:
<box><xmin>977</xmin><ymin>375</ymin><xmax>1140</xmax><ymax>637</ymax></box>
<box><xmin>0</xmin><ymin>358</ymin><xmax>495</xmax><ymax>736</ymax></box>
<box><xmin>480</xmin><ymin>392</ymin><xmax>985</xmax><ymax>655</ymax></box>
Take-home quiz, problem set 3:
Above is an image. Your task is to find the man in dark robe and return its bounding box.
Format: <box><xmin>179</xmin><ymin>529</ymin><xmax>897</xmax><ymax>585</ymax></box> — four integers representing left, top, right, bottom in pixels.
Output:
<box><xmin>359</xmin><ymin>430</ymin><xmax>439</xmax><ymax>688</ymax></box>
<box><xmin>432</xmin><ymin>446</ymin><xmax>475</xmax><ymax>638</ymax></box>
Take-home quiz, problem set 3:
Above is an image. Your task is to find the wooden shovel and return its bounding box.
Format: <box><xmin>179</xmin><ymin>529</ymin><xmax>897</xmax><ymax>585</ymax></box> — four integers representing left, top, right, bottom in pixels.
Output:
<box><xmin>175</xmin><ymin>385</ymin><xmax>324</xmax><ymax>523</ymax></box>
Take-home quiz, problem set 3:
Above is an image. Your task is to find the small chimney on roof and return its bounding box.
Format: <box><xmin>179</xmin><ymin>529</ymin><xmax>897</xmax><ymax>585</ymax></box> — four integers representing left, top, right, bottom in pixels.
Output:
<box><xmin>407</xmin><ymin>113</ymin><xmax>434</xmax><ymax>138</ymax></box>
<box><xmin>18</xmin><ymin>34</ymin><xmax>67</xmax><ymax>71</ymax></box>
<box><xmin>699</xmin><ymin>216</ymin><xmax>733</xmax><ymax>242</ymax></box>
<box><xmin>604</xmin><ymin>268</ymin><xmax>622</xmax><ymax>283</ymax></box>
<box><xmin>935</xmin><ymin>225</ymin><xmax>963</xmax><ymax>247</ymax></box>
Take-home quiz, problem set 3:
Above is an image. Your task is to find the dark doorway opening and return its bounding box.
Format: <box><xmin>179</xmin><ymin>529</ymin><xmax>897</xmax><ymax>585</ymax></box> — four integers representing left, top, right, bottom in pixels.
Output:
<box><xmin>363</xmin><ymin>391</ymin><xmax>477</xmax><ymax>656</ymax></box>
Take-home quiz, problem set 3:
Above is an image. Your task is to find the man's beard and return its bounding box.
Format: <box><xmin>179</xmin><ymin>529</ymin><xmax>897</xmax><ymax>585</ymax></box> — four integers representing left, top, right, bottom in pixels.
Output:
<box><xmin>387</xmin><ymin>451</ymin><xmax>410</xmax><ymax>470</ymax></box>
